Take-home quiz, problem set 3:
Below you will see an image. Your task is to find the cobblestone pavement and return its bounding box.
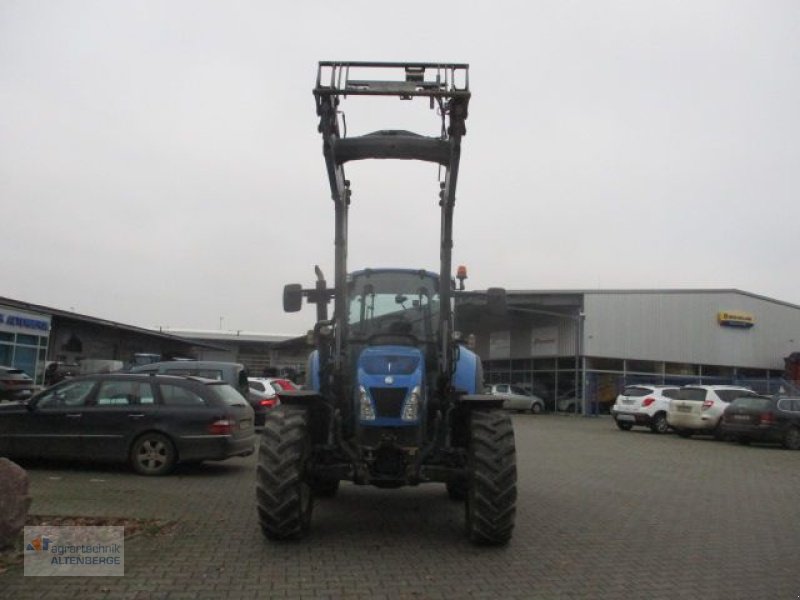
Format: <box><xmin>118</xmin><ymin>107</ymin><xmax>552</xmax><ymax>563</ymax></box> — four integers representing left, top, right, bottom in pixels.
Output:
<box><xmin>2</xmin><ymin>414</ymin><xmax>798</xmax><ymax>599</ymax></box>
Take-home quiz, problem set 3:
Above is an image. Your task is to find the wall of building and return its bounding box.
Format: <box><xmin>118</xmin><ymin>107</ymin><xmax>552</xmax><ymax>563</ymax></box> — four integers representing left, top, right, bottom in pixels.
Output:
<box><xmin>583</xmin><ymin>291</ymin><xmax>800</xmax><ymax>369</ymax></box>
<box><xmin>0</xmin><ymin>304</ymin><xmax>51</xmax><ymax>384</ymax></box>
<box><xmin>469</xmin><ymin>314</ymin><xmax>579</xmax><ymax>360</ymax></box>
<box><xmin>49</xmin><ymin>318</ymin><xmax>202</xmax><ymax>366</ymax></box>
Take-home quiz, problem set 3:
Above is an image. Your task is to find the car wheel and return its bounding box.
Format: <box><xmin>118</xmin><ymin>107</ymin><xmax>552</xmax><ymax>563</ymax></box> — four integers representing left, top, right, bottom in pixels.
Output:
<box><xmin>130</xmin><ymin>433</ymin><xmax>177</xmax><ymax>476</ymax></box>
<box><xmin>782</xmin><ymin>427</ymin><xmax>800</xmax><ymax>450</ymax></box>
<box><xmin>530</xmin><ymin>402</ymin><xmax>543</xmax><ymax>415</ymax></box>
<box><xmin>650</xmin><ymin>412</ymin><xmax>668</xmax><ymax>434</ymax></box>
<box><xmin>712</xmin><ymin>422</ymin><xmax>728</xmax><ymax>441</ymax></box>
<box><xmin>615</xmin><ymin>420</ymin><xmax>633</xmax><ymax>431</ymax></box>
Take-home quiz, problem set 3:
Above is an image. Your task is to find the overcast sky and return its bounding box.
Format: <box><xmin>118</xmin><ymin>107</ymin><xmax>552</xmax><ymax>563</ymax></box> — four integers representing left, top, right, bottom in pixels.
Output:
<box><xmin>2</xmin><ymin>1</ymin><xmax>799</xmax><ymax>335</ymax></box>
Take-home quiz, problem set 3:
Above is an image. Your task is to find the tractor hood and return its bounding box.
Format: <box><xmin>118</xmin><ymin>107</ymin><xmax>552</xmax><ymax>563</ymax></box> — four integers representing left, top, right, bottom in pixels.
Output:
<box><xmin>356</xmin><ymin>345</ymin><xmax>425</xmax><ymax>426</ymax></box>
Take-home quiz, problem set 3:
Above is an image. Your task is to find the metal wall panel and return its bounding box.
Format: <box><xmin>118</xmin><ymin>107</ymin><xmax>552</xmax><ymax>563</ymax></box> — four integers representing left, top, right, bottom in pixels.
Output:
<box><xmin>583</xmin><ymin>291</ymin><xmax>800</xmax><ymax>369</ymax></box>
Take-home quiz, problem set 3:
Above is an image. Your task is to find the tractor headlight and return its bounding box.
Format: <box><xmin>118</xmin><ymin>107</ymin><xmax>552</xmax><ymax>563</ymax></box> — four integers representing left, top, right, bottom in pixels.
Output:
<box><xmin>359</xmin><ymin>386</ymin><xmax>376</xmax><ymax>421</ymax></box>
<box><xmin>402</xmin><ymin>386</ymin><xmax>421</xmax><ymax>421</ymax></box>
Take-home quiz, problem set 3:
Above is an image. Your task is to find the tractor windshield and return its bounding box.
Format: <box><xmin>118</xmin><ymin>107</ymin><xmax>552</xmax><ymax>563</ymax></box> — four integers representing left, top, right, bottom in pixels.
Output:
<box><xmin>347</xmin><ymin>271</ymin><xmax>439</xmax><ymax>343</ymax></box>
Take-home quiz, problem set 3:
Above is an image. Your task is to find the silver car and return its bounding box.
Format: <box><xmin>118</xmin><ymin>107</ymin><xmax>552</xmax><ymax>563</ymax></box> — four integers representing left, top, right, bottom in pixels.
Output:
<box><xmin>486</xmin><ymin>383</ymin><xmax>546</xmax><ymax>414</ymax></box>
<box><xmin>0</xmin><ymin>366</ymin><xmax>35</xmax><ymax>402</ymax></box>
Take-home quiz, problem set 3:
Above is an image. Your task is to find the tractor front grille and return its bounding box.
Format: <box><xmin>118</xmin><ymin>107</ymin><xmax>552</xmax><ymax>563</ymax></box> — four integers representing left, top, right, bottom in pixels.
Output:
<box><xmin>370</xmin><ymin>387</ymin><xmax>408</xmax><ymax>418</ymax></box>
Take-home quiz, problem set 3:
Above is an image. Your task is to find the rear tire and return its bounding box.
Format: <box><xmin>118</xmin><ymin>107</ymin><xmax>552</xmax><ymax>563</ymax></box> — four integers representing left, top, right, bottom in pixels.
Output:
<box><xmin>530</xmin><ymin>402</ymin><xmax>543</xmax><ymax>415</ymax></box>
<box><xmin>256</xmin><ymin>407</ymin><xmax>313</xmax><ymax>540</ymax></box>
<box><xmin>615</xmin><ymin>420</ymin><xmax>633</xmax><ymax>431</ymax></box>
<box><xmin>465</xmin><ymin>410</ymin><xmax>517</xmax><ymax>545</ymax></box>
<box><xmin>130</xmin><ymin>432</ymin><xmax>176</xmax><ymax>476</ymax></box>
<box><xmin>650</xmin><ymin>412</ymin><xmax>669</xmax><ymax>434</ymax></box>
<box><xmin>782</xmin><ymin>427</ymin><xmax>800</xmax><ymax>450</ymax></box>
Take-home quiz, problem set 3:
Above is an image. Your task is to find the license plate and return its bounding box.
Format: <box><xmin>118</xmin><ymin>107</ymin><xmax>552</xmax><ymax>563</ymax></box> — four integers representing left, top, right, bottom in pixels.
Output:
<box><xmin>622</xmin><ymin>398</ymin><xmax>634</xmax><ymax>405</ymax></box>
<box><xmin>677</xmin><ymin>405</ymin><xmax>692</xmax><ymax>413</ymax></box>
<box><xmin>733</xmin><ymin>415</ymin><xmax>750</xmax><ymax>421</ymax></box>
<box><xmin>616</xmin><ymin>414</ymin><xmax>635</xmax><ymax>422</ymax></box>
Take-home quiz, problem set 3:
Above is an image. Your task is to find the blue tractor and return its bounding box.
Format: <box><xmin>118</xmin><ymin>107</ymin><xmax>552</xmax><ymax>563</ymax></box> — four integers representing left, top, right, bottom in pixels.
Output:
<box><xmin>256</xmin><ymin>62</ymin><xmax>517</xmax><ymax>545</ymax></box>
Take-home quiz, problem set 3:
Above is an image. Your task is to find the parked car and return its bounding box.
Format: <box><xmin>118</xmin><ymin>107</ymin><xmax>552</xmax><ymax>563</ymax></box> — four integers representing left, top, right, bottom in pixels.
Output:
<box><xmin>247</xmin><ymin>377</ymin><xmax>297</xmax><ymax>426</ymax></box>
<box><xmin>486</xmin><ymin>383</ymin><xmax>546</xmax><ymax>414</ymax></box>
<box><xmin>666</xmin><ymin>385</ymin><xmax>757</xmax><ymax>438</ymax></box>
<box><xmin>720</xmin><ymin>395</ymin><xmax>800</xmax><ymax>450</ymax></box>
<box><xmin>556</xmin><ymin>393</ymin><xmax>580</xmax><ymax>413</ymax></box>
<box><xmin>131</xmin><ymin>361</ymin><xmax>250</xmax><ymax>398</ymax></box>
<box><xmin>611</xmin><ymin>384</ymin><xmax>681</xmax><ymax>433</ymax></box>
<box><xmin>0</xmin><ymin>366</ymin><xmax>35</xmax><ymax>401</ymax></box>
<box><xmin>0</xmin><ymin>373</ymin><xmax>256</xmax><ymax>475</ymax></box>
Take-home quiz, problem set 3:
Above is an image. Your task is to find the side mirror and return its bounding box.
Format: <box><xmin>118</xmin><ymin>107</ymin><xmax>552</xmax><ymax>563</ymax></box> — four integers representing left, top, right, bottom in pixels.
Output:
<box><xmin>283</xmin><ymin>284</ymin><xmax>303</xmax><ymax>313</ymax></box>
<box><xmin>486</xmin><ymin>287</ymin><xmax>507</xmax><ymax>315</ymax></box>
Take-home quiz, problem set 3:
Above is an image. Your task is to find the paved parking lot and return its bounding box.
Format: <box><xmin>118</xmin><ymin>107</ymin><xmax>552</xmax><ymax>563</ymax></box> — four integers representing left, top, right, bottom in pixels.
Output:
<box><xmin>1</xmin><ymin>414</ymin><xmax>798</xmax><ymax>599</ymax></box>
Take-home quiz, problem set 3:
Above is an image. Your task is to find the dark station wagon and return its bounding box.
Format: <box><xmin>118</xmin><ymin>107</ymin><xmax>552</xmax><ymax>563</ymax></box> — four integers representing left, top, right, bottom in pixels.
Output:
<box><xmin>0</xmin><ymin>373</ymin><xmax>256</xmax><ymax>475</ymax></box>
<box><xmin>720</xmin><ymin>395</ymin><xmax>800</xmax><ymax>450</ymax></box>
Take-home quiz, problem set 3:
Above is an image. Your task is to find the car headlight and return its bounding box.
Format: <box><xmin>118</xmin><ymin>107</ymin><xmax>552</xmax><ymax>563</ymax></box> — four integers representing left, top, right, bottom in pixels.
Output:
<box><xmin>402</xmin><ymin>386</ymin><xmax>421</xmax><ymax>421</ymax></box>
<box><xmin>359</xmin><ymin>386</ymin><xmax>376</xmax><ymax>421</ymax></box>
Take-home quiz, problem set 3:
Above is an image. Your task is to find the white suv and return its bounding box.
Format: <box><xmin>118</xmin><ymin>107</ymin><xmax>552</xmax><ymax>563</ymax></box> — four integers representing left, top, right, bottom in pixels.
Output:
<box><xmin>611</xmin><ymin>384</ymin><xmax>681</xmax><ymax>433</ymax></box>
<box><xmin>667</xmin><ymin>385</ymin><xmax>757</xmax><ymax>438</ymax></box>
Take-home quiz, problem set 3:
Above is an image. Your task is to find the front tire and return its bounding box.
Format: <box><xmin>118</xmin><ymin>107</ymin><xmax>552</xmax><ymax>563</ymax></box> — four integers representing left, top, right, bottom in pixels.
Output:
<box><xmin>465</xmin><ymin>410</ymin><xmax>517</xmax><ymax>545</ymax></box>
<box><xmin>256</xmin><ymin>407</ymin><xmax>313</xmax><ymax>540</ymax></box>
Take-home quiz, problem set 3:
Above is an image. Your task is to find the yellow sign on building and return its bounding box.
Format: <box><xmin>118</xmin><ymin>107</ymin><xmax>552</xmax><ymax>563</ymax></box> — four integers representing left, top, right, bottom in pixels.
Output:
<box><xmin>717</xmin><ymin>311</ymin><xmax>755</xmax><ymax>328</ymax></box>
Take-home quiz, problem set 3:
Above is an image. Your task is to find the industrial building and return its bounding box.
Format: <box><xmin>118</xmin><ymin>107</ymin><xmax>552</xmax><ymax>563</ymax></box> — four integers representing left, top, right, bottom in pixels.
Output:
<box><xmin>0</xmin><ymin>297</ymin><xmax>225</xmax><ymax>385</ymax></box>
<box><xmin>459</xmin><ymin>289</ymin><xmax>800</xmax><ymax>412</ymax></box>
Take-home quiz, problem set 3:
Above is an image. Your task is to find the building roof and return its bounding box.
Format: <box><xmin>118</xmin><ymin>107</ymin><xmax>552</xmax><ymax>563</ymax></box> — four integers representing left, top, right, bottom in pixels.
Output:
<box><xmin>0</xmin><ymin>296</ymin><xmax>226</xmax><ymax>350</ymax></box>
<box><xmin>505</xmin><ymin>288</ymin><xmax>800</xmax><ymax>311</ymax></box>
<box><xmin>156</xmin><ymin>329</ymin><xmax>297</xmax><ymax>344</ymax></box>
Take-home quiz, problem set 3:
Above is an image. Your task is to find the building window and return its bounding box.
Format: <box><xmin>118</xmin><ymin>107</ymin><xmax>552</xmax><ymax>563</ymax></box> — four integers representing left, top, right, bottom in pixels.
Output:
<box><xmin>626</xmin><ymin>359</ymin><xmax>660</xmax><ymax>374</ymax></box>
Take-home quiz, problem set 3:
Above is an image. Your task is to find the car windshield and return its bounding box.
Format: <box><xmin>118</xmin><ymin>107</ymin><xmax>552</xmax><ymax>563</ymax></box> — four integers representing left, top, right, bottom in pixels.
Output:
<box><xmin>716</xmin><ymin>389</ymin><xmax>755</xmax><ymax>403</ymax></box>
<box><xmin>729</xmin><ymin>396</ymin><xmax>773</xmax><ymax>410</ymax></box>
<box><xmin>677</xmin><ymin>388</ymin><xmax>707</xmax><ymax>401</ymax></box>
<box><xmin>347</xmin><ymin>270</ymin><xmax>439</xmax><ymax>343</ymax></box>
<box><xmin>210</xmin><ymin>383</ymin><xmax>248</xmax><ymax>407</ymax></box>
<box><xmin>623</xmin><ymin>386</ymin><xmax>652</xmax><ymax>397</ymax></box>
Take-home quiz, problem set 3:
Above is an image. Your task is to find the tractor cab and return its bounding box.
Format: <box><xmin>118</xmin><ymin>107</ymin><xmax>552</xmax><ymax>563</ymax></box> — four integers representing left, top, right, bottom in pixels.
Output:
<box><xmin>347</xmin><ymin>269</ymin><xmax>439</xmax><ymax>348</ymax></box>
